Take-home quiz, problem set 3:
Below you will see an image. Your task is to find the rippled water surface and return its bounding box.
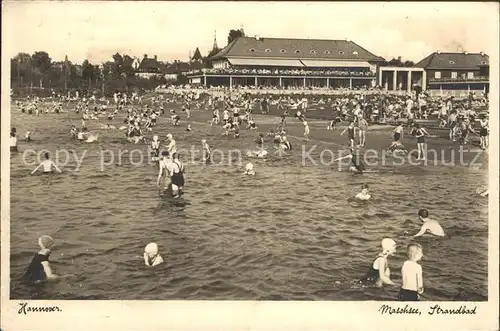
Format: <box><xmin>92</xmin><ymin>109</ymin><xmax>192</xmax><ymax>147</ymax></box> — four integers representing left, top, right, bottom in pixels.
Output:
<box><xmin>10</xmin><ymin>106</ymin><xmax>488</xmax><ymax>300</ymax></box>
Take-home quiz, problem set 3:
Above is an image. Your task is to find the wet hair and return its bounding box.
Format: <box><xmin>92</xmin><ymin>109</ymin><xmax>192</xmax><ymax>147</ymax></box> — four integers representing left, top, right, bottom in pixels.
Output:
<box><xmin>418</xmin><ymin>208</ymin><xmax>429</xmax><ymax>218</ymax></box>
<box><xmin>44</xmin><ymin>152</ymin><xmax>50</xmax><ymax>160</ymax></box>
<box><xmin>407</xmin><ymin>243</ymin><xmax>423</xmax><ymax>260</ymax></box>
<box><xmin>362</xmin><ymin>184</ymin><xmax>369</xmax><ymax>189</ymax></box>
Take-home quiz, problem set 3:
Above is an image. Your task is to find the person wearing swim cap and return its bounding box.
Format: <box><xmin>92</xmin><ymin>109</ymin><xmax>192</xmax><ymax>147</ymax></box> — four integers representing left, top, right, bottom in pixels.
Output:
<box><xmin>144</xmin><ymin>243</ymin><xmax>164</xmax><ymax>267</ymax></box>
<box><xmin>413</xmin><ymin>209</ymin><xmax>445</xmax><ymax>237</ymax></box>
<box><xmin>243</xmin><ymin>162</ymin><xmax>255</xmax><ymax>176</ymax></box>
<box><xmin>360</xmin><ymin>238</ymin><xmax>397</xmax><ymax>287</ymax></box>
<box><xmin>23</xmin><ymin>235</ymin><xmax>58</xmax><ymax>282</ymax></box>
<box><xmin>355</xmin><ymin>184</ymin><xmax>371</xmax><ymax>200</ymax></box>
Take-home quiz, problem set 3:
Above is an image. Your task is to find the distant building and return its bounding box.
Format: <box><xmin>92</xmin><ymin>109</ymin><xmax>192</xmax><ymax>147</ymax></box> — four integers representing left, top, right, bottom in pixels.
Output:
<box><xmin>191</xmin><ymin>47</ymin><xmax>203</xmax><ymax>63</ymax></box>
<box><xmin>187</xmin><ymin>35</ymin><xmax>384</xmax><ymax>88</ymax></box>
<box><xmin>416</xmin><ymin>51</ymin><xmax>489</xmax><ymax>93</ymax></box>
<box><xmin>135</xmin><ymin>54</ymin><xmax>166</xmax><ymax>78</ymax></box>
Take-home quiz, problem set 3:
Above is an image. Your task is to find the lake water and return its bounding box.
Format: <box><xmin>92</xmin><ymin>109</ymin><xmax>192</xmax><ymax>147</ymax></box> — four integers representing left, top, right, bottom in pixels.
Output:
<box><xmin>9</xmin><ymin>104</ymin><xmax>488</xmax><ymax>300</ymax></box>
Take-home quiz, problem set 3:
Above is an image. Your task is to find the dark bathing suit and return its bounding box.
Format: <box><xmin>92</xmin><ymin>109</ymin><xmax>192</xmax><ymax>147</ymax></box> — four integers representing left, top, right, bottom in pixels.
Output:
<box><xmin>398</xmin><ymin>288</ymin><xmax>419</xmax><ymax>301</ymax></box>
<box><xmin>23</xmin><ymin>253</ymin><xmax>50</xmax><ymax>283</ymax></box>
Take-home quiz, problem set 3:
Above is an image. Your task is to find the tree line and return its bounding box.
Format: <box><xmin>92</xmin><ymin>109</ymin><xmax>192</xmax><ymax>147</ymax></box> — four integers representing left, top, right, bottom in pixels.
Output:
<box><xmin>10</xmin><ymin>51</ymin><xmax>171</xmax><ymax>97</ymax></box>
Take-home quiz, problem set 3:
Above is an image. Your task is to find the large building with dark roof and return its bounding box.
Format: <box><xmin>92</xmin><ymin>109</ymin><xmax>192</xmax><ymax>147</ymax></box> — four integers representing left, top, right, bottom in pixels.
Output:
<box><xmin>416</xmin><ymin>51</ymin><xmax>489</xmax><ymax>93</ymax></box>
<box><xmin>187</xmin><ymin>36</ymin><xmax>385</xmax><ymax>88</ymax></box>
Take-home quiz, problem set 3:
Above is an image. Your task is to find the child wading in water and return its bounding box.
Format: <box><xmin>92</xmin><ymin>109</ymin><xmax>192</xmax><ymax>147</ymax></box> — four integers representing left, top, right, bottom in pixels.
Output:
<box><xmin>398</xmin><ymin>243</ymin><xmax>424</xmax><ymax>301</ymax></box>
<box><xmin>23</xmin><ymin>235</ymin><xmax>58</xmax><ymax>282</ymax></box>
<box><xmin>360</xmin><ymin>238</ymin><xmax>397</xmax><ymax>287</ymax></box>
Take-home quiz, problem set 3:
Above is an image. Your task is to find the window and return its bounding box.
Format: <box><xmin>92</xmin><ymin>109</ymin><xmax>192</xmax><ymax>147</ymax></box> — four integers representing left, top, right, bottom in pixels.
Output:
<box><xmin>280</xmin><ymin>49</ymin><xmax>286</xmax><ymax>53</ymax></box>
<box><xmin>324</xmin><ymin>50</ymin><xmax>331</xmax><ymax>54</ymax></box>
<box><xmin>434</xmin><ymin>71</ymin><xmax>441</xmax><ymax>79</ymax></box>
<box><xmin>339</xmin><ymin>51</ymin><xmax>345</xmax><ymax>55</ymax></box>
<box><xmin>467</xmin><ymin>72</ymin><xmax>474</xmax><ymax>79</ymax></box>
<box><xmin>449</xmin><ymin>60</ymin><xmax>455</xmax><ymax>64</ymax></box>
<box><xmin>451</xmin><ymin>72</ymin><xmax>457</xmax><ymax>79</ymax></box>
<box><xmin>294</xmin><ymin>50</ymin><xmax>300</xmax><ymax>54</ymax></box>
<box><xmin>310</xmin><ymin>50</ymin><xmax>316</xmax><ymax>54</ymax></box>
<box><xmin>481</xmin><ymin>61</ymin><xmax>487</xmax><ymax>65</ymax></box>
<box><xmin>265</xmin><ymin>49</ymin><xmax>271</xmax><ymax>53</ymax></box>
<box><xmin>352</xmin><ymin>51</ymin><xmax>359</xmax><ymax>55</ymax></box>
<box><xmin>249</xmin><ymin>48</ymin><xmax>256</xmax><ymax>52</ymax></box>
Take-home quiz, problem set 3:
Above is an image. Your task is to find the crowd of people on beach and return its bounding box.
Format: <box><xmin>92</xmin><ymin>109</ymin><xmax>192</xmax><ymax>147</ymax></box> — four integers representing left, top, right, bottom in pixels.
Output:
<box><xmin>12</xmin><ymin>84</ymin><xmax>489</xmax><ymax>300</ymax></box>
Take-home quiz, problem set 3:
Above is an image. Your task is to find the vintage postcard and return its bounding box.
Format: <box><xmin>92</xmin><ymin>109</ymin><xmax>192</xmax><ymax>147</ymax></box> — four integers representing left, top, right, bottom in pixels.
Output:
<box><xmin>1</xmin><ymin>1</ymin><xmax>499</xmax><ymax>330</ymax></box>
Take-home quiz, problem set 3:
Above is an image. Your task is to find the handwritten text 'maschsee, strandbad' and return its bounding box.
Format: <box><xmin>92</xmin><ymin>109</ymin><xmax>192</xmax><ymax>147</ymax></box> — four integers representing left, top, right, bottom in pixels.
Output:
<box><xmin>379</xmin><ymin>304</ymin><xmax>477</xmax><ymax>316</ymax></box>
<box><xmin>18</xmin><ymin>302</ymin><xmax>62</xmax><ymax>315</ymax></box>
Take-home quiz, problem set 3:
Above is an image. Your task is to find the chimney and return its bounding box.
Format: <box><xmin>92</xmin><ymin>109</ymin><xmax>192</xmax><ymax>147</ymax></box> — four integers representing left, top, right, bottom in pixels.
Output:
<box><xmin>154</xmin><ymin>55</ymin><xmax>158</xmax><ymax>61</ymax></box>
<box><xmin>143</xmin><ymin>54</ymin><xmax>148</xmax><ymax>59</ymax></box>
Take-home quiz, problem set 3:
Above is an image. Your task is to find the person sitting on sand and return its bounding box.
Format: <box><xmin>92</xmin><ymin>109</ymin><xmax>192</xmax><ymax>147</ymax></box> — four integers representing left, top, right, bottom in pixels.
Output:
<box><xmin>413</xmin><ymin>209</ymin><xmax>445</xmax><ymax>237</ymax></box>
<box><xmin>360</xmin><ymin>238</ymin><xmax>397</xmax><ymax>287</ymax></box>
<box><xmin>355</xmin><ymin>184</ymin><xmax>371</xmax><ymax>200</ymax></box>
<box><xmin>23</xmin><ymin>235</ymin><xmax>59</xmax><ymax>282</ymax></box>
<box><xmin>243</xmin><ymin>162</ymin><xmax>256</xmax><ymax>176</ymax></box>
<box><xmin>31</xmin><ymin>152</ymin><xmax>62</xmax><ymax>174</ymax></box>
<box><xmin>144</xmin><ymin>243</ymin><xmax>164</xmax><ymax>267</ymax></box>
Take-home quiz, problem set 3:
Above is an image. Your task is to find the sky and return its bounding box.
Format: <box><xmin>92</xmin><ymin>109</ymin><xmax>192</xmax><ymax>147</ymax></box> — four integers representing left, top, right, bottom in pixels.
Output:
<box><xmin>3</xmin><ymin>1</ymin><xmax>498</xmax><ymax>64</ymax></box>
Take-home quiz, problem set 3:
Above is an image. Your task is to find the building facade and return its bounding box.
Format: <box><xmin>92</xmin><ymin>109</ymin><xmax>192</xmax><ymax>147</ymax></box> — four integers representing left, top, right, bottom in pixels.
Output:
<box><xmin>186</xmin><ymin>36</ymin><xmax>385</xmax><ymax>88</ymax></box>
<box><xmin>379</xmin><ymin>51</ymin><xmax>489</xmax><ymax>94</ymax></box>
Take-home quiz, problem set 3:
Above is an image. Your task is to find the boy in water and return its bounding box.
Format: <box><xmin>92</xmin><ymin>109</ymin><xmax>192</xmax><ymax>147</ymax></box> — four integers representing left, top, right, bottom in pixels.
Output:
<box><xmin>156</xmin><ymin>151</ymin><xmax>172</xmax><ymax>191</ymax></box>
<box><xmin>144</xmin><ymin>243</ymin><xmax>164</xmax><ymax>267</ymax></box>
<box><xmin>23</xmin><ymin>235</ymin><xmax>58</xmax><ymax>282</ymax></box>
<box><xmin>31</xmin><ymin>152</ymin><xmax>63</xmax><ymax>174</ymax></box>
<box><xmin>398</xmin><ymin>243</ymin><xmax>424</xmax><ymax>301</ymax></box>
<box><xmin>360</xmin><ymin>238</ymin><xmax>397</xmax><ymax>287</ymax></box>
<box><xmin>413</xmin><ymin>209</ymin><xmax>445</xmax><ymax>237</ymax></box>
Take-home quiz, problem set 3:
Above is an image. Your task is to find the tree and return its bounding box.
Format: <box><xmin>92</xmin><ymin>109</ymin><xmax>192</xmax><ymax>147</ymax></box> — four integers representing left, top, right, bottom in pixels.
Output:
<box><xmin>227</xmin><ymin>29</ymin><xmax>243</xmax><ymax>45</ymax></box>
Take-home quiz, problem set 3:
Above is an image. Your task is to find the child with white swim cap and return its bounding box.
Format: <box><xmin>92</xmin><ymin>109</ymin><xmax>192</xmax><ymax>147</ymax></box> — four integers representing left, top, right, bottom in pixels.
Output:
<box><xmin>243</xmin><ymin>162</ymin><xmax>255</xmax><ymax>176</ymax></box>
<box><xmin>144</xmin><ymin>243</ymin><xmax>164</xmax><ymax>267</ymax></box>
<box><xmin>360</xmin><ymin>238</ymin><xmax>397</xmax><ymax>287</ymax></box>
<box><xmin>355</xmin><ymin>184</ymin><xmax>371</xmax><ymax>200</ymax></box>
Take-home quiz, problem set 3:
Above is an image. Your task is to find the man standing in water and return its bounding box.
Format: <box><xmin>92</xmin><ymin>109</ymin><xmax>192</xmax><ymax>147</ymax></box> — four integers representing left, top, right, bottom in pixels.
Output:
<box><xmin>31</xmin><ymin>152</ymin><xmax>63</xmax><ymax>175</ymax></box>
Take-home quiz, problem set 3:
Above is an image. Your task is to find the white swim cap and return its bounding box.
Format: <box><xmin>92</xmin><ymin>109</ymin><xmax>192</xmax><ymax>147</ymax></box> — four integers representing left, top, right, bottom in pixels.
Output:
<box><xmin>153</xmin><ymin>135</ymin><xmax>158</xmax><ymax>140</ymax></box>
<box><xmin>381</xmin><ymin>238</ymin><xmax>396</xmax><ymax>251</ymax></box>
<box><xmin>166</xmin><ymin>133</ymin><xmax>173</xmax><ymax>139</ymax></box>
<box><xmin>201</xmin><ymin>139</ymin><xmax>207</xmax><ymax>143</ymax></box>
<box><xmin>282</xmin><ymin>136</ymin><xmax>287</xmax><ymax>141</ymax></box>
<box><xmin>246</xmin><ymin>162</ymin><xmax>254</xmax><ymax>171</ymax></box>
<box><xmin>145</xmin><ymin>243</ymin><xmax>159</xmax><ymax>255</ymax></box>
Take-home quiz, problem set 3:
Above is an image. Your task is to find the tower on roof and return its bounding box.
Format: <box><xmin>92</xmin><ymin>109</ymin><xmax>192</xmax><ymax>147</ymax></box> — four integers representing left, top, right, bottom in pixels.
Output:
<box><xmin>191</xmin><ymin>47</ymin><xmax>203</xmax><ymax>63</ymax></box>
<box><xmin>212</xmin><ymin>30</ymin><xmax>219</xmax><ymax>53</ymax></box>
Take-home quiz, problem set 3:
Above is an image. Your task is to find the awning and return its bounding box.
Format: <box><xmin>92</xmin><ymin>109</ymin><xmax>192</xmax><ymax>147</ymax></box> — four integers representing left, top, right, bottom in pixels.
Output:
<box><xmin>228</xmin><ymin>58</ymin><xmax>304</xmax><ymax>67</ymax></box>
<box><xmin>301</xmin><ymin>60</ymin><xmax>371</xmax><ymax>68</ymax></box>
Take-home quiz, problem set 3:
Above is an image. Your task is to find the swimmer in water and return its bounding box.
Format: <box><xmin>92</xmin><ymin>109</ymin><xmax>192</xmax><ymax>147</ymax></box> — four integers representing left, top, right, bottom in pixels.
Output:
<box><xmin>334</xmin><ymin>148</ymin><xmax>365</xmax><ymax>174</ymax></box>
<box><xmin>303</xmin><ymin>121</ymin><xmax>310</xmax><ymax>141</ymax></box>
<box><xmin>413</xmin><ymin>209</ymin><xmax>445</xmax><ymax>237</ymax></box>
<box><xmin>150</xmin><ymin>135</ymin><xmax>161</xmax><ymax>163</ymax></box>
<box><xmin>341</xmin><ymin>121</ymin><xmax>356</xmax><ymax>149</ymax></box>
<box><xmin>360</xmin><ymin>238</ymin><xmax>397</xmax><ymax>287</ymax></box>
<box><xmin>30</xmin><ymin>152</ymin><xmax>62</xmax><ymax>174</ymax></box>
<box><xmin>243</xmin><ymin>162</ymin><xmax>255</xmax><ymax>176</ymax></box>
<box><xmin>186</xmin><ymin>124</ymin><xmax>192</xmax><ymax>132</ymax></box>
<box><xmin>398</xmin><ymin>243</ymin><xmax>424</xmax><ymax>301</ymax></box>
<box><xmin>144</xmin><ymin>243</ymin><xmax>164</xmax><ymax>267</ymax></box>
<box><xmin>355</xmin><ymin>184</ymin><xmax>371</xmax><ymax>200</ymax></box>
<box><xmin>201</xmin><ymin>139</ymin><xmax>211</xmax><ymax>164</ymax></box>
<box><xmin>23</xmin><ymin>235</ymin><xmax>58</xmax><ymax>282</ymax></box>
